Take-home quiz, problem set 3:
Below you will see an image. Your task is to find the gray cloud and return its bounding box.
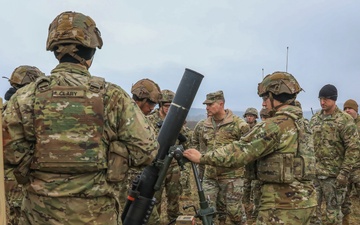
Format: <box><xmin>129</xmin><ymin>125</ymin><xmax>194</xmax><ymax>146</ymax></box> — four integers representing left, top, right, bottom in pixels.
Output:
<box><xmin>1</xmin><ymin>0</ymin><xmax>360</xmax><ymax>113</ymax></box>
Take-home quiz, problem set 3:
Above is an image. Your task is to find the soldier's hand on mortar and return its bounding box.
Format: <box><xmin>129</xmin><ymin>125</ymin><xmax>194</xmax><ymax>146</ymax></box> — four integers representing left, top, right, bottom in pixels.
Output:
<box><xmin>183</xmin><ymin>149</ymin><xmax>201</xmax><ymax>164</ymax></box>
<box><xmin>336</xmin><ymin>171</ymin><xmax>349</xmax><ymax>187</ymax></box>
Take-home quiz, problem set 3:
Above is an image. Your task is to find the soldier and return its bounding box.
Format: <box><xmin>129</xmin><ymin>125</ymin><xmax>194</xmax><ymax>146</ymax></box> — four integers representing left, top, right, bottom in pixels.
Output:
<box><xmin>259</xmin><ymin>108</ymin><xmax>270</xmax><ymax>121</ymax></box>
<box><xmin>242</xmin><ymin>107</ymin><xmax>259</xmax><ymax>223</ymax></box>
<box><xmin>184</xmin><ymin>71</ymin><xmax>318</xmax><ymax>225</ymax></box>
<box><xmin>2</xmin><ymin>65</ymin><xmax>45</xmax><ymax>225</ymax></box>
<box><xmin>2</xmin><ymin>11</ymin><xmax>158</xmax><ymax>225</ymax></box>
<box><xmin>341</xmin><ymin>99</ymin><xmax>360</xmax><ymax>225</ymax></box>
<box><xmin>147</xmin><ymin>89</ymin><xmax>188</xmax><ymax>223</ymax></box>
<box><xmin>192</xmin><ymin>90</ymin><xmax>250</xmax><ymax>225</ymax></box>
<box><xmin>118</xmin><ymin>78</ymin><xmax>162</xmax><ymax>224</ymax></box>
<box><xmin>3</xmin><ymin>65</ymin><xmax>45</xmax><ymax>102</ymax></box>
<box><xmin>243</xmin><ymin>107</ymin><xmax>258</xmax><ymax>129</ymax></box>
<box><xmin>131</xmin><ymin>78</ymin><xmax>162</xmax><ymax>115</ymax></box>
<box><xmin>310</xmin><ymin>85</ymin><xmax>360</xmax><ymax>225</ymax></box>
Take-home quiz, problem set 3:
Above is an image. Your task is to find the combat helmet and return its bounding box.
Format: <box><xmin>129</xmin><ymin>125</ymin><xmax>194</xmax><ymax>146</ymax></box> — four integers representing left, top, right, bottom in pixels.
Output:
<box><xmin>46</xmin><ymin>11</ymin><xmax>103</xmax><ymax>67</ymax></box>
<box><xmin>5</xmin><ymin>65</ymin><xmax>45</xmax><ymax>89</ymax></box>
<box><xmin>243</xmin><ymin>107</ymin><xmax>258</xmax><ymax>118</ymax></box>
<box><xmin>260</xmin><ymin>108</ymin><xmax>270</xmax><ymax>119</ymax></box>
<box><xmin>257</xmin><ymin>71</ymin><xmax>302</xmax><ymax>97</ymax></box>
<box><xmin>160</xmin><ymin>89</ymin><xmax>175</xmax><ymax>103</ymax></box>
<box><xmin>131</xmin><ymin>78</ymin><xmax>162</xmax><ymax>103</ymax></box>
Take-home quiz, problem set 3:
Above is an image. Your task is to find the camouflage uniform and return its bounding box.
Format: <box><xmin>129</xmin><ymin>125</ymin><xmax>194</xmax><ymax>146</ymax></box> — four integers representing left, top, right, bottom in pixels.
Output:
<box><xmin>191</xmin><ymin>119</ymin><xmax>207</xmax><ymax>182</ymax></box>
<box><xmin>194</xmin><ymin>107</ymin><xmax>250</xmax><ymax>225</ymax></box>
<box><xmin>2</xmin><ymin>65</ymin><xmax>45</xmax><ymax>225</ymax></box>
<box><xmin>147</xmin><ymin>107</ymin><xmax>189</xmax><ymax>223</ymax></box>
<box><xmin>2</xmin><ymin>11</ymin><xmax>158</xmax><ymax>225</ymax></box>
<box><xmin>180</xmin><ymin>125</ymin><xmax>193</xmax><ymax>198</ymax></box>
<box><xmin>310</xmin><ymin>106</ymin><xmax>360</xmax><ymax>225</ymax></box>
<box><xmin>200</xmin><ymin>106</ymin><xmax>317</xmax><ymax>225</ymax></box>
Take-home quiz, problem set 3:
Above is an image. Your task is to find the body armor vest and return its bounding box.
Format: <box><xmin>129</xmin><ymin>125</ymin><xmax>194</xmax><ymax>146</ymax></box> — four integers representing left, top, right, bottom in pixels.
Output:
<box><xmin>256</xmin><ymin>111</ymin><xmax>316</xmax><ymax>183</ymax></box>
<box><xmin>31</xmin><ymin>76</ymin><xmax>107</xmax><ymax>173</ymax></box>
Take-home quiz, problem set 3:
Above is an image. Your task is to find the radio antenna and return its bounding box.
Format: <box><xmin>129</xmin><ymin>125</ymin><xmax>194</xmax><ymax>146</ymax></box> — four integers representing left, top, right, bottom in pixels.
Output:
<box><xmin>286</xmin><ymin>46</ymin><xmax>289</xmax><ymax>72</ymax></box>
<box><xmin>262</xmin><ymin>68</ymin><xmax>264</xmax><ymax>79</ymax></box>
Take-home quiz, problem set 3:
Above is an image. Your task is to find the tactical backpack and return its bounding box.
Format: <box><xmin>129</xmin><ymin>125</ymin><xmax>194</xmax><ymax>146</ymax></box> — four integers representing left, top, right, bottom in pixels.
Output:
<box><xmin>31</xmin><ymin>76</ymin><xmax>108</xmax><ymax>173</ymax></box>
<box><xmin>256</xmin><ymin>111</ymin><xmax>316</xmax><ymax>183</ymax></box>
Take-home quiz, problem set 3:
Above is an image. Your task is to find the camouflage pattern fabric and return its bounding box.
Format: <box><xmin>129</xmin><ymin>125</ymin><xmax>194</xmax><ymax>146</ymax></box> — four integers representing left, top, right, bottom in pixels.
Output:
<box><xmin>310</xmin><ymin>106</ymin><xmax>360</xmax><ymax>224</ymax></box>
<box><xmin>180</xmin><ymin>126</ymin><xmax>193</xmax><ymax>198</ymax></box>
<box><xmin>4</xmin><ymin>165</ymin><xmax>22</xmax><ymax>225</ymax></box>
<box><xmin>311</xmin><ymin>178</ymin><xmax>347</xmax><ymax>225</ymax></box>
<box><xmin>146</xmin><ymin>108</ymin><xmax>189</xmax><ymax>223</ymax></box>
<box><xmin>2</xmin><ymin>62</ymin><xmax>158</xmax><ymax>225</ymax></box>
<box><xmin>203</xmin><ymin>177</ymin><xmax>247</xmax><ymax>224</ymax></box>
<box><xmin>250</xmin><ymin>180</ymin><xmax>263</xmax><ymax>223</ymax></box>
<box><xmin>199</xmin><ymin>106</ymin><xmax>317</xmax><ymax>224</ymax></box>
<box><xmin>191</xmin><ymin>119</ymin><xmax>207</xmax><ymax>181</ymax></box>
<box><xmin>342</xmin><ymin>116</ymin><xmax>360</xmax><ymax>217</ymax></box>
<box><xmin>310</xmin><ymin>106</ymin><xmax>359</xmax><ymax>177</ymax></box>
<box><xmin>193</xmin><ymin>109</ymin><xmax>250</xmax><ymax>224</ymax></box>
<box><xmin>257</xmin><ymin>207</ymin><xmax>315</xmax><ymax>225</ymax></box>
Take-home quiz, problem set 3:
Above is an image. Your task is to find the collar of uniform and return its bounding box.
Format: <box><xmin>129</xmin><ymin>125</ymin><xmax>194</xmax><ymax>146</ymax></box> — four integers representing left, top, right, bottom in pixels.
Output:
<box><xmin>51</xmin><ymin>62</ymin><xmax>91</xmax><ymax>77</ymax></box>
<box><xmin>204</xmin><ymin>109</ymin><xmax>234</xmax><ymax>127</ymax></box>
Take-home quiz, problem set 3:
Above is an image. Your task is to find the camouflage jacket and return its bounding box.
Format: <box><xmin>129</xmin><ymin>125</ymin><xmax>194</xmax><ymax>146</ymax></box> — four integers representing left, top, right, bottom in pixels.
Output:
<box><xmin>2</xmin><ymin>63</ymin><xmax>158</xmax><ymax>198</ymax></box>
<box><xmin>194</xmin><ymin>109</ymin><xmax>250</xmax><ymax>179</ymax></box>
<box><xmin>200</xmin><ymin>105</ymin><xmax>317</xmax><ymax>210</ymax></box>
<box><xmin>191</xmin><ymin>119</ymin><xmax>207</xmax><ymax>179</ymax></box>
<box><xmin>310</xmin><ymin>106</ymin><xmax>360</xmax><ymax>177</ymax></box>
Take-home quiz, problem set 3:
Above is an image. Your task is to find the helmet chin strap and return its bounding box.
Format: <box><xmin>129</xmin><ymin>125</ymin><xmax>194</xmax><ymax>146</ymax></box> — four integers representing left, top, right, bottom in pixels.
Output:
<box><xmin>55</xmin><ymin>44</ymin><xmax>90</xmax><ymax>69</ymax></box>
<box><xmin>268</xmin><ymin>92</ymin><xmax>297</xmax><ymax>117</ymax></box>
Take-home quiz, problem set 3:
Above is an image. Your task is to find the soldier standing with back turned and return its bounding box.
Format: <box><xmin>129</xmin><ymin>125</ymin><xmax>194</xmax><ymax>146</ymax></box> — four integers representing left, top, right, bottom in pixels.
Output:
<box><xmin>2</xmin><ymin>11</ymin><xmax>158</xmax><ymax>225</ymax></box>
<box><xmin>2</xmin><ymin>65</ymin><xmax>45</xmax><ymax>225</ymax></box>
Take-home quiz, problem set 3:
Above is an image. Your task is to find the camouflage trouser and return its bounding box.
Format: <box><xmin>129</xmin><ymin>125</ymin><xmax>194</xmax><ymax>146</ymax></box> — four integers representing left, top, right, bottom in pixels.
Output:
<box><xmin>203</xmin><ymin>177</ymin><xmax>246</xmax><ymax>225</ymax></box>
<box><xmin>21</xmin><ymin>192</ymin><xmax>120</xmax><ymax>225</ymax></box>
<box><xmin>180</xmin><ymin>163</ymin><xmax>192</xmax><ymax>197</ymax></box>
<box><xmin>311</xmin><ymin>177</ymin><xmax>347</xmax><ymax>225</ymax></box>
<box><xmin>341</xmin><ymin>168</ymin><xmax>360</xmax><ymax>216</ymax></box>
<box><xmin>5</xmin><ymin>170</ymin><xmax>24</xmax><ymax>225</ymax></box>
<box><xmin>120</xmin><ymin>168</ymin><xmax>160</xmax><ymax>225</ymax></box>
<box><xmin>251</xmin><ymin>180</ymin><xmax>263</xmax><ymax>221</ymax></box>
<box><xmin>154</xmin><ymin>165</ymin><xmax>183</xmax><ymax>223</ymax></box>
<box><xmin>257</xmin><ymin>207</ymin><xmax>316</xmax><ymax>225</ymax></box>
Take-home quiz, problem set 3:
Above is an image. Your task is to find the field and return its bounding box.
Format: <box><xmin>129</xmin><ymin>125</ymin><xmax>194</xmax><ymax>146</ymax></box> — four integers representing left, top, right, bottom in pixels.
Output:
<box><xmin>159</xmin><ymin>173</ymin><xmax>360</xmax><ymax>225</ymax></box>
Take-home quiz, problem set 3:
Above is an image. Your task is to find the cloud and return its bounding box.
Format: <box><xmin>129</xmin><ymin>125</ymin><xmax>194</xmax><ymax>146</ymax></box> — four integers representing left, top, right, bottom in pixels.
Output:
<box><xmin>1</xmin><ymin>1</ymin><xmax>360</xmax><ymax>113</ymax></box>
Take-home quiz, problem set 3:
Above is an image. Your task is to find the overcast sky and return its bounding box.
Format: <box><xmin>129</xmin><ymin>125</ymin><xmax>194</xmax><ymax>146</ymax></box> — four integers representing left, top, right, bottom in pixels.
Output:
<box><xmin>1</xmin><ymin>1</ymin><xmax>360</xmax><ymax>113</ymax></box>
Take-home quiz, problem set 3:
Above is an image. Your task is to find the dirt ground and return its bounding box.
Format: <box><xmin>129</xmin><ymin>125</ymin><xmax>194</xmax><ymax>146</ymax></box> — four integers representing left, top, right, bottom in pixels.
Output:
<box><xmin>159</xmin><ymin>174</ymin><xmax>360</xmax><ymax>225</ymax></box>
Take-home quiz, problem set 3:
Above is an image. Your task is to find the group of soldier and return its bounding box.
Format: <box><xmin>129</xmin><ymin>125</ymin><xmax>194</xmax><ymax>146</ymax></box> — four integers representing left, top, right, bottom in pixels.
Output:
<box><xmin>2</xmin><ymin>10</ymin><xmax>360</xmax><ymax>225</ymax></box>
